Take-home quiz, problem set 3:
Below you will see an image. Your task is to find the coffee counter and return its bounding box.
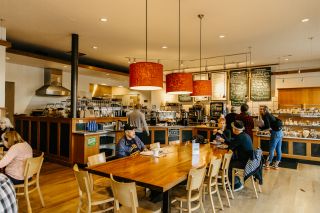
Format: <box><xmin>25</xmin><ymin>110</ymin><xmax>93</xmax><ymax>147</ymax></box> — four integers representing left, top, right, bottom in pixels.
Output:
<box><xmin>253</xmin><ymin>130</ymin><xmax>320</xmax><ymax>162</ymax></box>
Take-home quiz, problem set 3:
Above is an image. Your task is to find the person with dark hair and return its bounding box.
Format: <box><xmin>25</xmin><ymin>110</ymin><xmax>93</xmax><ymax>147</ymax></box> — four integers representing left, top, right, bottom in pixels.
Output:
<box><xmin>259</xmin><ymin>105</ymin><xmax>283</xmax><ymax>169</ymax></box>
<box><xmin>116</xmin><ymin>124</ymin><xmax>146</xmax><ymax>158</ymax></box>
<box><xmin>226</xmin><ymin>120</ymin><xmax>253</xmax><ymax>191</ymax></box>
<box><xmin>225</xmin><ymin>106</ymin><xmax>237</xmax><ymax>132</ymax></box>
<box><xmin>212</xmin><ymin>117</ymin><xmax>231</xmax><ymax>143</ymax></box>
<box><xmin>236</xmin><ymin>104</ymin><xmax>255</xmax><ymax>140</ymax></box>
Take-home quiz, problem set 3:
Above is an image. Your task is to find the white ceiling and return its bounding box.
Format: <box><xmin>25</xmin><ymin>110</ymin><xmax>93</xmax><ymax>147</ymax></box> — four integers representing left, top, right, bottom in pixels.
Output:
<box><xmin>1</xmin><ymin>0</ymin><xmax>320</xmax><ymax>72</ymax></box>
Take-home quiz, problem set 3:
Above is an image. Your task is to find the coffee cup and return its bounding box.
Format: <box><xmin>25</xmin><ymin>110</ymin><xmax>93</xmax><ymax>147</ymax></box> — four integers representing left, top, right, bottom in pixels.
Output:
<box><xmin>153</xmin><ymin>149</ymin><xmax>159</xmax><ymax>157</ymax></box>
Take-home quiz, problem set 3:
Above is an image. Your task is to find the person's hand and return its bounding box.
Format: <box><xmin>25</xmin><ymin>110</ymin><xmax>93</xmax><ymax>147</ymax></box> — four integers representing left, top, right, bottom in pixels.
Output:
<box><xmin>217</xmin><ymin>137</ymin><xmax>225</xmax><ymax>143</ymax></box>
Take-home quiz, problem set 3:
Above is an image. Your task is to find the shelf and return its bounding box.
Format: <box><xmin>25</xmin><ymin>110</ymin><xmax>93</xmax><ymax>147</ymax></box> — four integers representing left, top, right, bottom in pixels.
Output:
<box><xmin>274</xmin><ymin>113</ymin><xmax>320</xmax><ymax>118</ymax></box>
<box><xmin>256</xmin><ymin>134</ymin><xmax>320</xmax><ymax>141</ymax></box>
<box><xmin>283</xmin><ymin>124</ymin><xmax>320</xmax><ymax>128</ymax></box>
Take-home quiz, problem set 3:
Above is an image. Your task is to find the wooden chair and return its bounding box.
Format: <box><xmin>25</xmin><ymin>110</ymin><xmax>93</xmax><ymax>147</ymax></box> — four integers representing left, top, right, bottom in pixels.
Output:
<box><xmin>73</xmin><ymin>164</ymin><xmax>114</xmax><ymax>213</ymax></box>
<box><xmin>87</xmin><ymin>153</ymin><xmax>110</xmax><ymax>191</ymax></box>
<box><xmin>15</xmin><ymin>152</ymin><xmax>45</xmax><ymax>213</ymax></box>
<box><xmin>110</xmin><ymin>174</ymin><xmax>161</xmax><ymax>213</ymax></box>
<box><xmin>171</xmin><ymin>166</ymin><xmax>207</xmax><ymax>213</ymax></box>
<box><xmin>203</xmin><ymin>157</ymin><xmax>223</xmax><ymax>213</ymax></box>
<box><xmin>217</xmin><ymin>150</ymin><xmax>234</xmax><ymax>207</ymax></box>
<box><xmin>232</xmin><ymin>168</ymin><xmax>262</xmax><ymax>199</ymax></box>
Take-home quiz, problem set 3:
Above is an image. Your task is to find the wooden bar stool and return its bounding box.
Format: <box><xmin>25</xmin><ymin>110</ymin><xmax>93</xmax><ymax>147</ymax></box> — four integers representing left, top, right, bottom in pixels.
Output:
<box><xmin>231</xmin><ymin>168</ymin><xmax>262</xmax><ymax>199</ymax></box>
<box><xmin>217</xmin><ymin>151</ymin><xmax>234</xmax><ymax>207</ymax></box>
<box><xmin>171</xmin><ymin>166</ymin><xmax>207</xmax><ymax>213</ymax></box>
<box><xmin>203</xmin><ymin>157</ymin><xmax>223</xmax><ymax>213</ymax></box>
<box><xmin>15</xmin><ymin>152</ymin><xmax>45</xmax><ymax>213</ymax></box>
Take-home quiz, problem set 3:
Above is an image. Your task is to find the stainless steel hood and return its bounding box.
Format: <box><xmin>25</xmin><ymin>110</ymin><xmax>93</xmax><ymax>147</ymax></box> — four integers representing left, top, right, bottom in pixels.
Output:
<box><xmin>36</xmin><ymin>68</ymin><xmax>71</xmax><ymax>96</ymax></box>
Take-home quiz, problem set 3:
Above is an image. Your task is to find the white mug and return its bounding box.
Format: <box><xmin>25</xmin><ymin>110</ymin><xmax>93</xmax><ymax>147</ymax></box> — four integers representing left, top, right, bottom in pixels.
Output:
<box><xmin>153</xmin><ymin>149</ymin><xmax>159</xmax><ymax>157</ymax></box>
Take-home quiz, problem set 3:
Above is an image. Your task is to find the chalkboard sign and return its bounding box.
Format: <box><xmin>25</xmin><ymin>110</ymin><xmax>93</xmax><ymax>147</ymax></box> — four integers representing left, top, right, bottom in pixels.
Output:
<box><xmin>178</xmin><ymin>94</ymin><xmax>193</xmax><ymax>102</ymax></box>
<box><xmin>230</xmin><ymin>70</ymin><xmax>248</xmax><ymax>106</ymax></box>
<box><xmin>250</xmin><ymin>67</ymin><xmax>271</xmax><ymax>101</ymax></box>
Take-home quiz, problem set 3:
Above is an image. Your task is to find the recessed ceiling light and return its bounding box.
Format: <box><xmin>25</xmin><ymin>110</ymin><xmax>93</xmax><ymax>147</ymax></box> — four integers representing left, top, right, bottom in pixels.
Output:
<box><xmin>100</xmin><ymin>18</ymin><xmax>108</xmax><ymax>22</ymax></box>
<box><xmin>219</xmin><ymin>35</ymin><xmax>225</xmax><ymax>38</ymax></box>
<box><xmin>284</xmin><ymin>58</ymin><xmax>289</xmax><ymax>61</ymax></box>
<box><xmin>92</xmin><ymin>46</ymin><xmax>98</xmax><ymax>49</ymax></box>
<box><xmin>301</xmin><ymin>18</ymin><xmax>309</xmax><ymax>23</ymax></box>
<box><xmin>5</xmin><ymin>57</ymin><xmax>10</xmax><ymax>60</ymax></box>
<box><xmin>162</xmin><ymin>46</ymin><xmax>168</xmax><ymax>49</ymax></box>
<box><xmin>118</xmin><ymin>85</ymin><xmax>123</xmax><ymax>88</ymax></box>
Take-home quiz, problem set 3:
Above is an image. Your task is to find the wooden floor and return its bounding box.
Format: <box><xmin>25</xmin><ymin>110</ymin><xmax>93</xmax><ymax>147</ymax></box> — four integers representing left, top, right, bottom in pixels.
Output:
<box><xmin>18</xmin><ymin>162</ymin><xmax>320</xmax><ymax>213</ymax></box>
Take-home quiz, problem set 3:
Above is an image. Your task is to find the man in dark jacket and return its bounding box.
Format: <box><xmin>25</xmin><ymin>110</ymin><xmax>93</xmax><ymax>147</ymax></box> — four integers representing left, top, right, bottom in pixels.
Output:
<box><xmin>225</xmin><ymin>106</ymin><xmax>237</xmax><ymax>132</ymax></box>
<box><xmin>226</xmin><ymin>120</ymin><xmax>253</xmax><ymax>191</ymax></box>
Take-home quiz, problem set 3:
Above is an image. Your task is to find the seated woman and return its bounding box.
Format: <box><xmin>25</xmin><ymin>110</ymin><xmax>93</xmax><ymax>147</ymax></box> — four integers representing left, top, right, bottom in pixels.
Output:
<box><xmin>212</xmin><ymin>117</ymin><xmax>231</xmax><ymax>143</ymax></box>
<box><xmin>0</xmin><ymin>131</ymin><xmax>33</xmax><ymax>185</ymax></box>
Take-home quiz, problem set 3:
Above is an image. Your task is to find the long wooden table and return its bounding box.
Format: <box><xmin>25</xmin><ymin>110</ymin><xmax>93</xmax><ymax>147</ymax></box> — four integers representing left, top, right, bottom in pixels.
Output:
<box><xmin>86</xmin><ymin>144</ymin><xmax>227</xmax><ymax>213</ymax></box>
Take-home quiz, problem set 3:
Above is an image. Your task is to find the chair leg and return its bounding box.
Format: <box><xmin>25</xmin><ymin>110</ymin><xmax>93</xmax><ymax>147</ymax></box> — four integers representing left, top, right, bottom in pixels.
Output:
<box><xmin>226</xmin><ymin>177</ymin><xmax>234</xmax><ymax>199</ymax></box>
<box><xmin>258</xmin><ymin>184</ymin><xmax>262</xmax><ymax>193</ymax></box>
<box><xmin>251</xmin><ymin>176</ymin><xmax>259</xmax><ymax>199</ymax></box>
<box><xmin>208</xmin><ymin>186</ymin><xmax>216</xmax><ymax>213</ymax></box>
<box><xmin>180</xmin><ymin>200</ymin><xmax>183</xmax><ymax>213</ymax></box>
<box><xmin>36</xmin><ymin>181</ymin><xmax>45</xmax><ymax>207</ymax></box>
<box><xmin>232</xmin><ymin>169</ymin><xmax>235</xmax><ymax>192</ymax></box>
<box><xmin>216</xmin><ymin>185</ymin><xmax>224</xmax><ymax>210</ymax></box>
<box><xmin>200</xmin><ymin>199</ymin><xmax>205</xmax><ymax>213</ymax></box>
<box><xmin>24</xmin><ymin>186</ymin><xmax>32</xmax><ymax>213</ymax></box>
<box><xmin>77</xmin><ymin>198</ymin><xmax>82</xmax><ymax>213</ymax></box>
<box><xmin>222</xmin><ymin>181</ymin><xmax>231</xmax><ymax>207</ymax></box>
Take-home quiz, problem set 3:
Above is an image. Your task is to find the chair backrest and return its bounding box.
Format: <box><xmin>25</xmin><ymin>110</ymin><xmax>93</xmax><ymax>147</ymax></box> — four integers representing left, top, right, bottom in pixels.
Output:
<box><xmin>110</xmin><ymin>174</ymin><xmax>139</xmax><ymax>212</ymax></box>
<box><xmin>186</xmin><ymin>166</ymin><xmax>207</xmax><ymax>191</ymax></box>
<box><xmin>87</xmin><ymin>152</ymin><xmax>106</xmax><ymax>167</ymax></box>
<box><xmin>208</xmin><ymin>157</ymin><xmax>222</xmax><ymax>179</ymax></box>
<box><xmin>221</xmin><ymin>150</ymin><xmax>233</xmax><ymax>171</ymax></box>
<box><xmin>24</xmin><ymin>152</ymin><xmax>44</xmax><ymax>179</ymax></box>
<box><xmin>73</xmin><ymin>168</ymin><xmax>91</xmax><ymax>200</ymax></box>
<box><xmin>0</xmin><ymin>146</ymin><xmax>3</xmax><ymax>154</ymax></box>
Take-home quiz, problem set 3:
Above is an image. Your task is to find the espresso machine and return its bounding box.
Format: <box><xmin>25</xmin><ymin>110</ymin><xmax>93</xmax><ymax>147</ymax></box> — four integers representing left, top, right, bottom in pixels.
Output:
<box><xmin>181</xmin><ymin>110</ymin><xmax>189</xmax><ymax>126</ymax></box>
<box><xmin>150</xmin><ymin>110</ymin><xmax>157</xmax><ymax>126</ymax></box>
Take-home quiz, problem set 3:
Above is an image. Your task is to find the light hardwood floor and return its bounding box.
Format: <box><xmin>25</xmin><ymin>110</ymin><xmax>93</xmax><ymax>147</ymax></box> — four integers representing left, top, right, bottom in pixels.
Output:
<box><xmin>18</xmin><ymin>162</ymin><xmax>320</xmax><ymax>213</ymax></box>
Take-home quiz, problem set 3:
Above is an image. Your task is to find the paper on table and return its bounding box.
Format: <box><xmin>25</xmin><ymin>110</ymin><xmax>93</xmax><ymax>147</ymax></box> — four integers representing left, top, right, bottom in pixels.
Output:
<box><xmin>140</xmin><ymin>150</ymin><xmax>154</xmax><ymax>156</ymax></box>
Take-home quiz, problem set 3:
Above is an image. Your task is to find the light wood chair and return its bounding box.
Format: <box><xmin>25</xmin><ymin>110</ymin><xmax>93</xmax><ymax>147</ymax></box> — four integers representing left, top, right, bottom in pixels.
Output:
<box><xmin>203</xmin><ymin>157</ymin><xmax>223</xmax><ymax>213</ymax></box>
<box><xmin>15</xmin><ymin>152</ymin><xmax>45</xmax><ymax>213</ymax></box>
<box><xmin>87</xmin><ymin>153</ymin><xmax>110</xmax><ymax>191</ymax></box>
<box><xmin>171</xmin><ymin>166</ymin><xmax>207</xmax><ymax>213</ymax></box>
<box><xmin>73</xmin><ymin>164</ymin><xmax>114</xmax><ymax>213</ymax></box>
<box><xmin>217</xmin><ymin>150</ymin><xmax>234</xmax><ymax>207</ymax></box>
<box><xmin>232</xmin><ymin>168</ymin><xmax>262</xmax><ymax>199</ymax></box>
<box><xmin>110</xmin><ymin>174</ymin><xmax>161</xmax><ymax>213</ymax></box>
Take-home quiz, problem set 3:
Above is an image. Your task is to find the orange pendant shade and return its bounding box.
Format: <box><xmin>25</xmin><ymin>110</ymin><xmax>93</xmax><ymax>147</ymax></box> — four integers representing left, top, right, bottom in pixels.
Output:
<box><xmin>191</xmin><ymin>80</ymin><xmax>212</xmax><ymax>97</ymax></box>
<box><xmin>129</xmin><ymin>62</ymin><xmax>163</xmax><ymax>90</ymax></box>
<box><xmin>166</xmin><ymin>73</ymin><xmax>193</xmax><ymax>94</ymax></box>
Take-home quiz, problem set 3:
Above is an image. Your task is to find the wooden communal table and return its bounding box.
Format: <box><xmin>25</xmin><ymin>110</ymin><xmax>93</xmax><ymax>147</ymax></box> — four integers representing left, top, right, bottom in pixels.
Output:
<box><xmin>86</xmin><ymin>144</ymin><xmax>227</xmax><ymax>213</ymax></box>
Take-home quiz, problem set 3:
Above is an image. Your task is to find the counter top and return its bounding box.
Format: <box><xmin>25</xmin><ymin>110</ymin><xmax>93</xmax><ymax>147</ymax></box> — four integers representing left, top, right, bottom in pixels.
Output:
<box><xmin>148</xmin><ymin>125</ymin><xmax>218</xmax><ymax>129</ymax></box>
<box><xmin>73</xmin><ymin>130</ymin><xmax>109</xmax><ymax>135</ymax></box>
<box><xmin>256</xmin><ymin>134</ymin><xmax>320</xmax><ymax>141</ymax></box>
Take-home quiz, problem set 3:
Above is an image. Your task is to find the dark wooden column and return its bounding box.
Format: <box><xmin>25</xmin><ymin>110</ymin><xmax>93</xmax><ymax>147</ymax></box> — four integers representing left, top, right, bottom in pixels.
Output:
<box><xmin>71</xmin><ymin>34</ymin><xmax>79</xmax><ymax>118</ymax></box>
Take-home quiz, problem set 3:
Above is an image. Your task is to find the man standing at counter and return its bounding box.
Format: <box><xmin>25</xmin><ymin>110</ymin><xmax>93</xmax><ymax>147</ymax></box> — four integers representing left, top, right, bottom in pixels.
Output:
<box><xmin>127</xmin><ymin>104</ymin><xmax>150</xmax><ymax>142</ymax></box>
<box><xmin>116</xmin><ymin>124</ymin><xmax>146</xmax><ymax>158</ymax></box>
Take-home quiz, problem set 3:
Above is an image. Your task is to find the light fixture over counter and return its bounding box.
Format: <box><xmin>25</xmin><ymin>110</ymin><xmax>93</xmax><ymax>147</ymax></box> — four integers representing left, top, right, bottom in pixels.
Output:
<box><xmin>129</xmin><ymin>0</ymin><xmax>163</xmax><ymax>91</ymax></box>
<box><xmin>166</xmin><ymin>0</ymin><xmax>193</xmax><ymax>94</ymax></box>
<box><xmin>191</xmin><ymin>14</ymin><xmax>212</xmax><ymax>97</ymax></box>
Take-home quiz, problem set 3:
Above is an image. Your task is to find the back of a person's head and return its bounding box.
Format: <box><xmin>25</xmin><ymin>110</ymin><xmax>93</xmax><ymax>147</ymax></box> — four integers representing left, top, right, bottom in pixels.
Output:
<box><xmin>134</xmin><ymin>104</ymin><xmax>142</xmax><ymax>110</ymax></box>
<box><xmin>240</xmin><ymin>104</ymin><xmax>249</xmax><ymax>113</ymax></box>
<box><xmin>230</xmin><ymin>107</ymin><xmax>236</xmax><ymax>113</ymax></box>
<box><xmin>4</xmin><ymin>131</ymin><xmax>24</xmax><ymax>148</ymax></box>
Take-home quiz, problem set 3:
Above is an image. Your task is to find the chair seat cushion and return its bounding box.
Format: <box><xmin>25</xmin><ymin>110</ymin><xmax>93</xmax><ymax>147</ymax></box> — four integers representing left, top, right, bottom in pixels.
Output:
<box><xmin>171</xmin><ymin>185</ymin><xmax>200</xmax><ymax>202</ymax></box>
<box><xmin>90</xmin><ymin>191</ymin><xmax>114</xmax><ymax>205</ymax></box>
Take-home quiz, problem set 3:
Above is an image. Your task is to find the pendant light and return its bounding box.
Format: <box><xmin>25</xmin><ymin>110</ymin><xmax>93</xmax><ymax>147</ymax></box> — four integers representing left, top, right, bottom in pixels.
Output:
<box><xmin>129</xmin><ymin>0</ymin><xmax>163</xmax><ymax>90</ymax></box>
<box><xmin>166</xmin><ymin>0</ymin><xmax>193</xmax><ymax>94</ymax></box>
<box><xmin>191</xmin><ymin>14</ymin><xmax>212</xmax><ymax>97</ymax></box>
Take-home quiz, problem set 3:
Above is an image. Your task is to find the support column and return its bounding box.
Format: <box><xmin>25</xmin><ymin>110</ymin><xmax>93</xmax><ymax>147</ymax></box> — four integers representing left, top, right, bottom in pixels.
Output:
<box><xmin>71</xmin><ymin>34</ymin><xmax>79</xmax><ymax>118</ymax></box>
<box><xmin>0</xmin><ymin>26</ymin><xmax>7</xmax><ymax>108</ymax></box>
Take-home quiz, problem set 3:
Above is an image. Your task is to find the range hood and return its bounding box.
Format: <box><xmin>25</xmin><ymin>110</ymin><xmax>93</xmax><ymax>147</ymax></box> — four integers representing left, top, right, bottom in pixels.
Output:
<box><xmin>36</xmin><ymin>68</ymin><xmax>71</xmax><ymax>96</ymax></box>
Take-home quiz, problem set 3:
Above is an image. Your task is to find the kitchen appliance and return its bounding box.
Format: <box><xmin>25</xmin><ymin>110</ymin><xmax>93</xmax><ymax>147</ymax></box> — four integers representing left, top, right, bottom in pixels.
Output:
<box><xmin>99</xmin><ymin>131</ymin><xmax>116</xmax><ymax>157</ymax></box>
<box><xmin>150</xmin><ymin>110</ymin><xmax>157</xmax><ymax>126</ymax></box>
<box><xmin>35</xmin><ymin>68</ymin><xmax>70</xmax><ymax>96</ymax></box>
<box><xmin>181</xmin><ymin>110</ymin><xmax>189</xmax><ymax>126</ymax></box>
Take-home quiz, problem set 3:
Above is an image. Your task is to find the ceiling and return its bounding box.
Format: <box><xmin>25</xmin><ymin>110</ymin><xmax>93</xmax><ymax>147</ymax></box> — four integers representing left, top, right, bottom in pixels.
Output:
<box><xmin>1</xmin><ymin>0</ymin><xmax>320</xmax><ymax>72</ymax></box>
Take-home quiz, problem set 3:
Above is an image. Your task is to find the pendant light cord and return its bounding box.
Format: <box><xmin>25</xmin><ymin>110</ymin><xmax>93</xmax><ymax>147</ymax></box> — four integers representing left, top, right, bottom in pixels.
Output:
<box><xmin>198</xmin><ymin>14</ymin><xmax>204</xmax><ymax>80</ymax></box>
<box><xmin>146</xmin><ymin>0</ymin><xmax>148</xmax><ymax>62</ymax></box>
<box><xmin>178</xmin><ymin>0</ymin><xmax>181</xmax><ymax>71</ymax></box>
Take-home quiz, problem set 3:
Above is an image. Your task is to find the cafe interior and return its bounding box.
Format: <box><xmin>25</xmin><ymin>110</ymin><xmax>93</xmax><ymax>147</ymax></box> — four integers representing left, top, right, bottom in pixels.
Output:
<box><xmin>0</xmin><ymin>0</ymin><xmax>320</xmax><ymax>212</ymax></box>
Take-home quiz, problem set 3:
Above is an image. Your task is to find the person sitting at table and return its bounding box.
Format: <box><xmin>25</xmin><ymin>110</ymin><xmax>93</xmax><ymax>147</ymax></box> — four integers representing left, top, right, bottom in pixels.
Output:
<box><xmin>0</xmin><ymin>131</ymin><xmax>33</xmax><ymax>185</ymax></box>
<box><xmin>212</xmin><ymin>117</ymin><xmax>231</xmax><ymax>143</ymax></box>
<box><xmin>116</xmin><ymin>124</ymin><xmax>146</xmax><ymax>158</ymax></box>
<box><xmin>226</xmin><ymin>120</ymin><xmax>253</xmax><ymax>191</ymax></box>
<box><xmin>0</xmin><ymin>117</ymin><xmax>14</xmax><ymax>146</ymax></box>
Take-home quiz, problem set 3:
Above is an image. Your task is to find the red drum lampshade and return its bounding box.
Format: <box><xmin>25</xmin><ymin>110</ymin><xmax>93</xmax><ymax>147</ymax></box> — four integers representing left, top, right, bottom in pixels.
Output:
<box><xmin>129</xmin><ymin>62</ymin><xmax>163</xmax><ymax>90</ymax></box>
<box><xmin>166</xmin><ymin>73</ymin><xmax>193</xmax><ymax>94</ymax></box>
<box><xmin>191</xmin><ymin>80</ymin><xmax>212</xmax><ymax>97</ymax></box>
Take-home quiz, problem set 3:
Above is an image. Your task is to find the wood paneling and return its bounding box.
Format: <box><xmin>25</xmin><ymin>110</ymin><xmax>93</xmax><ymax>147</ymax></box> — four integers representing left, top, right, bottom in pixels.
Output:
<box><xmin>278</xmin><ymin>87</ymin><xmax>320</xmax><ymax>107</ymax></box>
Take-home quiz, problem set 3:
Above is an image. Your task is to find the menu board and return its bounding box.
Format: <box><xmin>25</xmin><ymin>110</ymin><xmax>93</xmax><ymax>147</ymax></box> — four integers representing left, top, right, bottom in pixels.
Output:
<box><xmin>230</xmin><ymin>70</ymin><xmax>248</xmax><ymax>106</ymax></box>
<box><xmin>250</xmin><ymin>67</ymin><xmax>271</xmax><ymax>101</ymax></box>
<box><xmin>178</xmin><ymin>94</ymin><xmax>192</xmax><ymax>102</ymax></box>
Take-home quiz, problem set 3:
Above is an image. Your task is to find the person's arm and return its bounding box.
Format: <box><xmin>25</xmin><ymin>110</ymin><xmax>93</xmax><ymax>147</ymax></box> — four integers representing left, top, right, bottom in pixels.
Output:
<box><xmin>259</xmin><ymin>114</ymin><xmax>270</xmax><ymax>130</ymax></box>
<box><xmin>0</xmin><ymin>146</ymin><xmax>18</xmax><ymax>168</ymax></box>
<box><xmin>135</xmin><ymin>136</ymin><xmax>146</xmax><ymax>151</ymax></box>
<box><xmin>227</xmin><ymin>137</ymin><xmax>240</xmax><ymax>151</ymax></box>
<box><xmin>223</xmin><ymin>129</ymin><xmax>232</xmax><ymax>143</ymax></box>
<box><xmin>141</xmin><ymin>113</ymin><xmax>149</xmax><ymax>135</ymax></box>
<box><xmin>115</xmin><ymin>142</ymin><xmax>127</xmax><ymax>158</ymax></box>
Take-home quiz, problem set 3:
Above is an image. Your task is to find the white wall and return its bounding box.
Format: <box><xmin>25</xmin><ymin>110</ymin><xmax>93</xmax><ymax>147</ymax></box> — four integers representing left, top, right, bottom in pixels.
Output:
<box><xmin>0</xmin><ymin>27</ymin><xmax>7</xmax><ymax>107</ymax></box>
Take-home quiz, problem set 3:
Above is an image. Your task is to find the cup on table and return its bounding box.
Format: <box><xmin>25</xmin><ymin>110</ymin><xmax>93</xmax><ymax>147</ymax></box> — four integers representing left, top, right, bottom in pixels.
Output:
<box><xmin>150</xmin><ymin>142</ymin><xmax>160</xmax><ymax>150</ymax></box>
<box><xmin>152</xmin><ymin>148</ymin><xmax>160</xmax><ymax>157</ymax></box>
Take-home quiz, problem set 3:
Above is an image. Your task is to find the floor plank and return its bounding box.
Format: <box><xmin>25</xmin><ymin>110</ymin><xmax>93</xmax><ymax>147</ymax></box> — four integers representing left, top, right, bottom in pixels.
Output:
<box><xmin>17</xmin><ymin>162</ymin><xmax>320</xmax><ymax>213</ymax></box>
